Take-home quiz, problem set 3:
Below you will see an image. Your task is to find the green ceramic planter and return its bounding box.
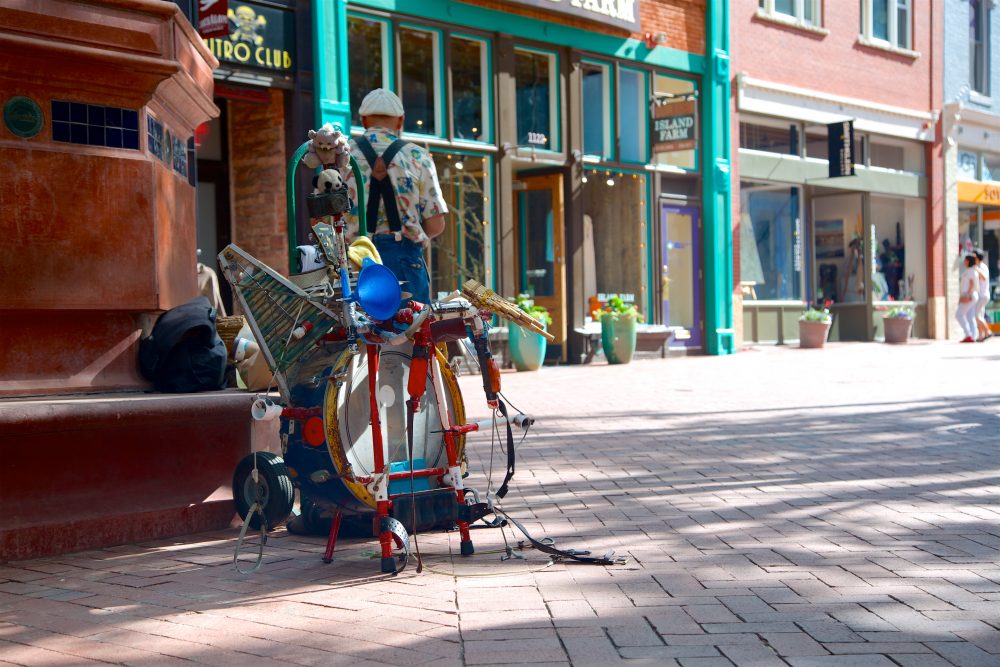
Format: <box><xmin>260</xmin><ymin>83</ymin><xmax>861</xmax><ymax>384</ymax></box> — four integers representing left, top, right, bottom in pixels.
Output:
<box><xmin>509</xmin><ymin>322</ymin><xmax>547</xmax><ymax>371</ymax></box>
<box><xmin>600</xmin><ymin>315</ymin><xmax>638</xmax><ymax>364</ymax></box>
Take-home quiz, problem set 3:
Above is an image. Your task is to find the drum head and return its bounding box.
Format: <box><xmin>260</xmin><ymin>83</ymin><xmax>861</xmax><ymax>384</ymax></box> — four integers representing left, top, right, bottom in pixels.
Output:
<box><xmin>323</xmin><ymin>343</ymin><xmax>465</xmax><ymax>509</ymax></box>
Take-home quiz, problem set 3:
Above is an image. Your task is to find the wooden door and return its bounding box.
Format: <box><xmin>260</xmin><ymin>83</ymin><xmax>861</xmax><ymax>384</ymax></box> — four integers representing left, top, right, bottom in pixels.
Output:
<box><xmin>514</xmin><ymin>173</ymin><xmax>566</xmax><ymax>359</ymax></box>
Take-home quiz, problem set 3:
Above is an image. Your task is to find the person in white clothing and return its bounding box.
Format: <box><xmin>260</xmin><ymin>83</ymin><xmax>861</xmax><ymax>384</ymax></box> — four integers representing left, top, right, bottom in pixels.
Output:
<box><xmin>974</xmin><ymin>249</ymin><xmax>992</xmax><ymax>341</ymax></box>
<box><xmin>957</xmin><ymin>254</ymin><xmax>980</xmax><ymax>343</ymax></box>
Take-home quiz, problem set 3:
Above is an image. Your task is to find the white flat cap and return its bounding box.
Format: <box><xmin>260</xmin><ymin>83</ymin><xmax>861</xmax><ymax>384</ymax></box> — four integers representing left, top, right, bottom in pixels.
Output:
<box><xmin>358</xmin><ymin>88</ymin><xmax>404</xmax><ymax>117</ymax></box>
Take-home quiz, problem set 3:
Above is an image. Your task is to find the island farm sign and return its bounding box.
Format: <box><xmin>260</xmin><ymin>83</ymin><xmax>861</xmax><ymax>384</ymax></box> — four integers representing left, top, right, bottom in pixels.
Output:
<box><xmin>651</xmin><ymin>100</ymin><xmax>697</xmax><ymax>153</ymax></box>
<box><xmin>491</xmin><ymin>0</ymin><xmax>639</xmax><ymax>32</ymax></box>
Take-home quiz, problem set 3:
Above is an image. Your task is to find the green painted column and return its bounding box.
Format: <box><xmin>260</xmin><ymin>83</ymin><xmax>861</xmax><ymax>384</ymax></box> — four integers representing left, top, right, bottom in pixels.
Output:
<box><xmin>313</xmin><ymin>0</ymin><xmax>351</xmax><ymax>130</ymax></box>
<box><xmin>701</xmin><ymin>0</ymin><xmax>735</xmax><ymax>355</ymax></box>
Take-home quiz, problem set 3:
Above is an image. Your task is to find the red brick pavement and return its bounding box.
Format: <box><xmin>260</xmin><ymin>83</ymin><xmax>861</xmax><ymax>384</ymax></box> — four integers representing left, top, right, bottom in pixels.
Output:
<box><xmin>2</xmin><ymin>341</ymin><xmax>1000</xmax><ymax>666</ymax></box>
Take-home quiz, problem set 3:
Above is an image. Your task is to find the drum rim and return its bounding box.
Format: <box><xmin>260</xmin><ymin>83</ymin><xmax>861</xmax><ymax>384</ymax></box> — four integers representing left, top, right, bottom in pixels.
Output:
<box><xmin>322</xmin><ymin>345</ymin><xmax>466</xmax><ymax>509</ymax></box>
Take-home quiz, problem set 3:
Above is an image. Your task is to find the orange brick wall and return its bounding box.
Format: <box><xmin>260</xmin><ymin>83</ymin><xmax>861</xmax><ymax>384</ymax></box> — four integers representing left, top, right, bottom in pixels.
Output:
<box><xmin>459</xmin><ymin>0</ymin><xmax>705</xmax><ymax>55</ymax></box>
<box><xmin>641</xmin><ymin>0</ymin><xmax>706</xmax><ymax>55</ymax></box>
<box><xmin>732</xmin><ymin>0</ymin><xmax>933</xmax><ymax>111</ymax></box>
<box><xmin>228</xmin><ymin>89</ymin><xmax>289</xmax><ymax>275</ymax></box>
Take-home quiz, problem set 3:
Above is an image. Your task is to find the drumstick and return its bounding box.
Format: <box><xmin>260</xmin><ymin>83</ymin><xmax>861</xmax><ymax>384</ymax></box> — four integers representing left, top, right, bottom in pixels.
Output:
<box><xmin>461</xmin><ymin>279</ymin><xmax>555</xmax><ymax>341</ymax></box>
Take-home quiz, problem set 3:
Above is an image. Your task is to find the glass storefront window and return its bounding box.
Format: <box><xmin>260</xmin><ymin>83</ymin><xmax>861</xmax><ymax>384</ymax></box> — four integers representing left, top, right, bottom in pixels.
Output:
<box><xmin>581</xmin><ymin>171</ymin><xmax>647</xmax><ymax>312</ymax></box>
<box><xmin>652</xmin><ymin>73</ymin><xmax>697</xmax><ymax>169</ymax></box>
<box><xmin>983</xmin><ymin>153</ymin><xmax>1000</xmax><ymax>182</ymax></box>
<box><xmin>582</xmin><ymin>62</ymin><xmax>610</xmax><ymax>158</ymax></box>
<box><xmin>869</xmin><ymin>141</ymin><xmax>905</xmax><ymax>170</ymax></box>
<box><xmin>451</xmin><ymin>36</ymin><xmax>488</xmax><ymax>143</ymax></box>
<box><xmin>430</xmin><ymin>154</ymin><xmax>490</xmax><ymax>297</ymax></box>
<box><xmin>805</xmin><ymin>126</ymin><xmax>864</xmax><ymax>165</ymax></box>
<box><xmin>870</xmin><ymin>195</ymin><xmax>924</xmax><ymax>302</ymax></box>
<box><xmin>399</xmin><ymin>26</ymin><xmax>439</xmax><ymax>135</ymax></box>
<box><xmin>741</xmin><ymin>122</ymin><xmax>798</xmax><ymax>155</ymax></box>
<box><xmin>740</xmin><ymin>185</ymin><xmax>802</xmax><ymax>301</ymax></box>
<box><xmin>618</xmin><ymin>68</ymin><xmax>647</xmax><ymax>163</ymax></box>
<box><xmin>515</xmin><ymin>48</ymin><xmax>557</xmax><ymax>150</ymax></box>
<box><xmin>348</xmin><ymin>15</ymin><xmax>389</xmax><ymax>129</ymax></box>
<box><xmin>959</xmin><ymin>151</ymin><xmax>980</xmax><ymax>180</ymax></box>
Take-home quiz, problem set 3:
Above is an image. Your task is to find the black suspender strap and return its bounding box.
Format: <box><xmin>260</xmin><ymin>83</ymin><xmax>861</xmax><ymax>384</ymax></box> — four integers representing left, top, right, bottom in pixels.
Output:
<box><xmin>354</xmin><ymin>136</ymin><xmax>409</xmax><ymax>233</ymax></box>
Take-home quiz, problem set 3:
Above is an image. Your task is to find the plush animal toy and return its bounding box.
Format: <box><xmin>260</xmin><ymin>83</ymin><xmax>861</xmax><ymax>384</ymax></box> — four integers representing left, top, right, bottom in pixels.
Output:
<box><xmin>313</xmin><ymin>168</ymin><xmax>343</xmax><ymax>194</ymax></box>
<box><xmin>303</xmin><ymin>123</ymin><xmax>350</xmax><ymax>169</ymax></box>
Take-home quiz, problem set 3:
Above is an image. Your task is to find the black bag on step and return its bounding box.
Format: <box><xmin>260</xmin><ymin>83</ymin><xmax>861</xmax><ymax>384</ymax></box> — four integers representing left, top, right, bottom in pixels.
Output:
<box><xmin>139</xmin><ymin>296</ymin><xmax>227</xmax><ymax>393</ymax></box>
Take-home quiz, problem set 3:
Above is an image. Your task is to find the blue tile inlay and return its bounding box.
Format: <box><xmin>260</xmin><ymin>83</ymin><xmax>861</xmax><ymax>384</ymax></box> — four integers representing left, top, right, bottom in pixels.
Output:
<box><xmin>50</xmin><ymin>101</ymin><xmax>140</xmax><ymax>151</ymax></box>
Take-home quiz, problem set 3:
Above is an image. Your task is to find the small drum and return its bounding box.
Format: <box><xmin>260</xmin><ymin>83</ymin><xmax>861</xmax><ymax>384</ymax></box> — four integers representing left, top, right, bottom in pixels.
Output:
<box><xmin>282</xmin><ymin>341</ymin><xmax>465</xmax><ymax>518</ymax></box>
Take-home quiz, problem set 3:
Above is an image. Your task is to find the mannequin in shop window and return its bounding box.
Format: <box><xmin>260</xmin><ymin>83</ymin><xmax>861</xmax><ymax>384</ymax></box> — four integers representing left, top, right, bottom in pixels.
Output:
<box><xmin>878</xmin><ymin>227</ymin><xmax>905</xmax><ymax>300</ymax></box>
<box><xmin>840</xmin><ymin>237</ymin><xmax>865</xmax><ymax>303</ymax></box>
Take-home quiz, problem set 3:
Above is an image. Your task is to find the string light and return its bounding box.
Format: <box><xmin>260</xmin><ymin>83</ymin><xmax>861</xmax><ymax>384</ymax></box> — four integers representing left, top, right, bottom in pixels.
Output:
<box><xmin>582</xmin><ymin>175</ymin><xmax>588</xmax><ymax>183</ymax></box>
<box><xmin>606</xmin><ymin>176</ymin><xmax>615</xmax><ymax>187</ymax></box>
<box><xmin>455</xmin><ymin>161</ymin><xmax>464</xmax><ymax>170</ymax></box>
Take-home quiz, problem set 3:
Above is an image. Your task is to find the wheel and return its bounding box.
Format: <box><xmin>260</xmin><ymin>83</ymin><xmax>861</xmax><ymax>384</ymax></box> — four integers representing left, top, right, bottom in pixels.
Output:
<box><xmin>233</xmin><ymin>452</ymin><xmax>294</xmax><ymax>531</ymax></box>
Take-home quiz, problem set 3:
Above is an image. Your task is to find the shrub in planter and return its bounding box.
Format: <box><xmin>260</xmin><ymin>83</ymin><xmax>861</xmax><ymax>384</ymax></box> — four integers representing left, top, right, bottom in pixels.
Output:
<box><xmin>600</xmin><ymin>296</ymin><xmax>643</xmax><ymax>364</ymax></box>
<box><xmin>882</xmin><ymin>305</ymin><xmax>913</xmax><ymax>344</ymax></box>
<box><xmin>508</xmin><ymin>294</ymin><xmax>551</xmax><ymax>371</ymax></box>
<box><xmin>799</xmin><ymin>305</ymin><xmax>832</xmax><ymax>349</ymax></box>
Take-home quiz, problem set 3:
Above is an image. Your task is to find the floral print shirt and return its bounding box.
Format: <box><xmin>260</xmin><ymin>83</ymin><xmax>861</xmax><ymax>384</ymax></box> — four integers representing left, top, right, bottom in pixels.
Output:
<box><xmin>344</xmin><ymin>127</ymin><xmax>448</xmax><ymax>247</ymax></box>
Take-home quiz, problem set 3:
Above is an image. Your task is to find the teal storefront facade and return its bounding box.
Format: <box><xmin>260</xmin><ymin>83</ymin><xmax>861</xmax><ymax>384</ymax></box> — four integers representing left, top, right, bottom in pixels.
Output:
<box><xmin>310</xmin><ymin>0</ymin><xmax>734</xmax><ymax>358</ymax></box>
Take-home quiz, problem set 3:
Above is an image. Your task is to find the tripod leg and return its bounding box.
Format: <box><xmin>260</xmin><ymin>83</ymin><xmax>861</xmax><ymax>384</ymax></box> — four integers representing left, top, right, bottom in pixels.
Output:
<box><xmin>322</xmin><ymin>510</ymin><xmax>343</xmax><ymax>564</ymax></box>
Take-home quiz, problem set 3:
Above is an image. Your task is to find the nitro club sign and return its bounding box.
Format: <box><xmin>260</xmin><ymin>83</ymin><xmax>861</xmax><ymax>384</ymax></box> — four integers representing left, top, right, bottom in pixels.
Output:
<box><xmin>203</xmin><ymin>2</ymin><xmax>294</xmax><ymax>73</ymax></box>
<box><xmin>486</xmin><ymin>0</ymin><xmax>639</xmax><ymax>32</ymax></box>
<box><xmin>651</xmin><ymin>100</ymin><xmax>697</xmax><ymax>153</ymax></box>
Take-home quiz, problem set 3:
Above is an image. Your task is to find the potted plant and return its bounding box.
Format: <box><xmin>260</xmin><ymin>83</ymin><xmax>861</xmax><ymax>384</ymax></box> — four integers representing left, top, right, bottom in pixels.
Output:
<box><xmin>600</xmin><ymin>296</ymin><xmax>643</xmax><ymax>364</ymax></box>
<box><xmin>508</xmin><ymin>294</ymin><xmax>551</xmax><ymax>371</ymax></box>
<box><xmin>798</xmin><ymin>303</ymin><xmax>832</xmax><ymax>349</ymax></box>
<box><xmin>882</xmin><ymin>305</ymin><xmax>913</xmax><ymax>344</ymax></box>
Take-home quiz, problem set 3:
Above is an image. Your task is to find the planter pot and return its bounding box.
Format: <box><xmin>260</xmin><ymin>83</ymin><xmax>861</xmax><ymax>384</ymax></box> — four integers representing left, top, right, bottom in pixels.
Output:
<box><xmin>508</xmin><ymin>322</ymin><xmax>547</xmax><ymax>371</ymax></box>
<box><xmin>798</xmin><ymin>319</ymin><xmax>831</xmax><ymax>349</ymax></box>
<box><xmin>883</xmin><ymin>316</ymin><xmax>912</xmax><ymax>344</ymax></box>
<box><xmin>601</xmin><ymin>315</ymin><xmax>638</xmax><ymax>364</ymax></box>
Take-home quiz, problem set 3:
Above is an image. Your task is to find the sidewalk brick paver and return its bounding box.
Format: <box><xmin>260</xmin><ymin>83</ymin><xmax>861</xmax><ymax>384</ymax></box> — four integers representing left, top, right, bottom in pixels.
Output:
<box><xmin>2</xmin><ymin>341</ymin><xmax>1000</xmax><ymax>665</ymax></box>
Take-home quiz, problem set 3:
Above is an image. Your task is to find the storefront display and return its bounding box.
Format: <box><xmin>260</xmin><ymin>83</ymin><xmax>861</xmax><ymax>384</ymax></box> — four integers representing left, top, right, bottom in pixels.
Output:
<box><xmin>328</xmin><ymin>0</ymin><xmax>728</xmax><ymax>357</ymax></box>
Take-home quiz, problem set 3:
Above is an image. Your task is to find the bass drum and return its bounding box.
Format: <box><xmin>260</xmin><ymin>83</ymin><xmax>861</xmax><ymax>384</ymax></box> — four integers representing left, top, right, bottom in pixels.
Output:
<box><xmin>322</xmin><ymin>342</ymin><xmax>466</xmax><ymax>512</ymax></box>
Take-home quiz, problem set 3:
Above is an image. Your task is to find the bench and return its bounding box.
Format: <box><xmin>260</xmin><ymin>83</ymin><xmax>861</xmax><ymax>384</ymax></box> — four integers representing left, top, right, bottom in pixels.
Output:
<box><xmin>574</xmin><ymin>323</ymin><xmax>689</xmax><ymax>364</ymax></box>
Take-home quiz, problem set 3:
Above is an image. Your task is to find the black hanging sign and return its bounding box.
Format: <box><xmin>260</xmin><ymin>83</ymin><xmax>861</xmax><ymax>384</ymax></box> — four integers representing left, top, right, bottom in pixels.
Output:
<box><xmin>827</xmin><ymin>120</ymin><xmax>855</xmax><ymax>178</ymax></box>
<box><xmin>651</xmin><ymin>99</ymin><xmax>697</xmax><ymax>154</ymax></box>
<box><xmin>203</xmin><ymin>1</ymin><xmax>295</xmax><ymax>73</ymax></box>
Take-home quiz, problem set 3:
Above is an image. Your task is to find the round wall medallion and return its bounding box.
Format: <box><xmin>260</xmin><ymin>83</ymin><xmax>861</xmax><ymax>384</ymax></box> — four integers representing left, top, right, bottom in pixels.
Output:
<box><xmin>3</xmin><ymin>96</ymin><xmax>43</xmax><ymax>139</ymax></box>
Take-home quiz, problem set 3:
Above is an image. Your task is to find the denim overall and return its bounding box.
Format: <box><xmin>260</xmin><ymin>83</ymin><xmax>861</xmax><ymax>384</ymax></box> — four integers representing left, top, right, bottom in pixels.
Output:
<box><xmin>354</xmin><ymin>134</ymin><xmax>432</xmax><ymax>308</ymax></box>
<box><xmin>372</xmin><ymin>234</ymin><xmax>431</xmax><ymax>307</ymax></box>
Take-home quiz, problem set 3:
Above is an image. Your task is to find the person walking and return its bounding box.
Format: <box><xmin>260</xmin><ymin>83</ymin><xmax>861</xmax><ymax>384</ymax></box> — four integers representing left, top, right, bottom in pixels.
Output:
<box><xmin>287</xmin><ymin>89</ymin><xmax>450</xmax><ymax>537</ymax></box>
<box><xmin>957</xmin><ymin>254</ymin><xmax>980</xmax><ymax>343</ymax></box>
<box><xmin>974</xmin><ymin>249</ymin><xmax>992</xmax><ymax>341</ymax></box>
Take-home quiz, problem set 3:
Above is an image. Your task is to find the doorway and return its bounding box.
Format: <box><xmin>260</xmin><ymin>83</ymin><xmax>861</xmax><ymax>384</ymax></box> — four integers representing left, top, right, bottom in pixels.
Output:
<box><xmin>661</xmin><ymin>203</ymin><xmax>701</xmax><ymax>347</ymax></box>
<box><xmin>195</xmin><ymin>108</ymin><xmax>233</xmax><ymax>313</ymax></box>
<box><xmin>513</xmin><ymin>172</ymin><xmax>566</xmax><ymax>361</ymax></box>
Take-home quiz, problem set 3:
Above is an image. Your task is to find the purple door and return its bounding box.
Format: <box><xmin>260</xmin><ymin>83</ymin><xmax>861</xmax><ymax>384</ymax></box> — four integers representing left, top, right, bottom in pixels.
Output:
<box><xmin>661</xmin><ymin>203</ymin><xmax>701</xmax><ymax>348</ymax></box>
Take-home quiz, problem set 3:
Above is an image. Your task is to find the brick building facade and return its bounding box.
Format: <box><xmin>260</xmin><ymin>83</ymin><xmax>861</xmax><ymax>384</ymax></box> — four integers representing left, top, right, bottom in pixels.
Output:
<box><xmin>306</xmin><ymin>0</ymin><xmax>733</xmax><ymax>358</ymax></box>
<box><xmin>731</xmin><ymin>0</ymin><xmax>943</xmax><ymax>343</ymax></box>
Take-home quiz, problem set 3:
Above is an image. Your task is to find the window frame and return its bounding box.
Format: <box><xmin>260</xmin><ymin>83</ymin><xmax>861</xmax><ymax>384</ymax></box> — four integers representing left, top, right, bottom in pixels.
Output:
<box><xmin>427</xmin><ymin>148</ymin><xmax>496</xmax><ymax>294</ymax></box>
<box><xmin>651</xmin><ymin>71</ymin><xmax>700</xmax><ymax>172</ymax></box>
<box><xmin>396</xmin><ymin>22</ymin><xmax>445</xmax><ymax>138</ymax></box>
<box><xmin>970</xmin><ymin>0</ymin><xmax>990</xmax><ymax>96</ymax></box>
<box><xmin>580</xmin><ymin>58</ymin><xmax>614</xmax><ymax>161</ymax></box>
<box><xmin>347</xmin><ymin>12</ymin><xmax>394</xmax><ymax>133</ymax></box>
<box><xmin>617</xmin><ymin>64</ymin><xmax>649</xmax><ymax>165</ymax></box>
<box><xmin>448</xmin><ymin>33</ymin><xmax>493</xmax><ymax>146</ymax></box>
<box><xmin>513</xmin><ymin>45</ymin><xmax>561</xmax><ymax>153</ymax></box>
<box><xmin>739</xmin><ymin>181</ymin><xmax>807</xmax><ymax>303</ymax></box>
<box><xmin>758</xmin><ymin>0</ymin><xmax>822</xmax><ymax>27</ymax></box>
<box><xmin>860</xmin><ymin>0</ymin><xmax>912</xmax><ymax>51</ymax></box>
